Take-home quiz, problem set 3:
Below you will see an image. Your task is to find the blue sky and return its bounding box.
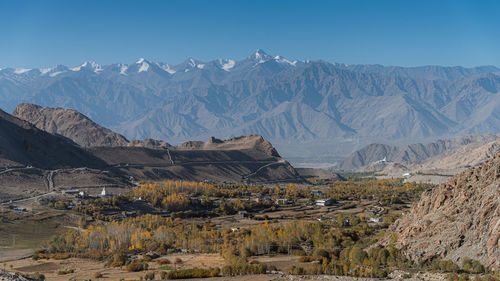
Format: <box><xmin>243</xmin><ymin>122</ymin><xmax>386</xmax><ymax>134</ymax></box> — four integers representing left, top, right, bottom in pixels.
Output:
<box><xmin>1</xmin><ymin>0</ymin><xmax>500</xmax><ymax>68</ymax></box>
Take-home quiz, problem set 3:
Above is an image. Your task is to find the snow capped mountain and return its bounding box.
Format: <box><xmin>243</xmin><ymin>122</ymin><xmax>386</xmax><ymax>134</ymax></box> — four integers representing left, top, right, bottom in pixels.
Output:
<box><xmin>1</xmin><ymin>49</ymin><xmax>301</xmax><ymax>77</ymax></box>
<box><xmin>250</xmin><ymin>48</ymin><xmax>273</xmax><ymax>63</ymax></box>
<box><xmin>1</xmin><ymin>49</ymin><xmax>500</xmax><ymax>159</ymax></box>
<box><xmin>136</xmin><ymin>58</ymin><xmax>150</xmax><ymax>72</ymax></box>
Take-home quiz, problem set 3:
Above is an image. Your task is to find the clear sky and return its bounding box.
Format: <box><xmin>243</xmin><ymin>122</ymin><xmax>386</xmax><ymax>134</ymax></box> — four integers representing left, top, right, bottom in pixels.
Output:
<box><xmin>1</xmin><ymin>0</ymin><xmax>500</xmax><ymax>68</ymax></box>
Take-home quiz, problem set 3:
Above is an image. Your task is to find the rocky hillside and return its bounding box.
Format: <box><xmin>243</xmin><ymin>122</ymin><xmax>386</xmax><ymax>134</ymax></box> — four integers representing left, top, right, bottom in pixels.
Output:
<box><xmin>383</xmin><ymin>155</ymin><xmax>500</xmax><ymax>267</ymax></box>
<box><xmin>90</xmin><ymin>135</ymin><xmax>302</xmax><ymax>184</ymax></box>
<box><xmin>12</xmin><ymin>103</ymin><xmax>129</xmax><ymax>147</ymax></box>
<box><xmin>0</xmin><ymin>108</ymin><xmax>105</xmax><ymax>169</ymax></box>
<box><xmin>338</xmin><ymin>134</ymin><xmax>500</xmax><ymax>171</ymax></box>
<box><xmin>0</xmin><ymin>271</ymin><xmax>33</xmax><ymax>281</ymax></box>
<box><xmin>13</xmin><ymin>103</ymin><xmax>170</xmax><ymax>149</ymax></box>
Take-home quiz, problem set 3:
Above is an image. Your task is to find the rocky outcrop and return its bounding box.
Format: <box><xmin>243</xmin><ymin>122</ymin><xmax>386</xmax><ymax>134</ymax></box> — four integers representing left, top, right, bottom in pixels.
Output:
<box><xmin>383</xmin><ymin>154</ymin><xmax>500</xmax><ymax>267</ymax></box>
<box><xmin>178</xmin><ymin>135</ymin><xmax>281</xmax><ymax>157</ymax></box>
<box><xmin>0</xmin><ymin>271</ymin><xmax>33</xmax><ymax>281</ymax></box>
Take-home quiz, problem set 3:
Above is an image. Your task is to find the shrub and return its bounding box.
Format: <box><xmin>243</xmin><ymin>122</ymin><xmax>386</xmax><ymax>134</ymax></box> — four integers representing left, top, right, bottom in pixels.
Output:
<box><xmin>127</xmin><ymin>262</ymin><xmax>146</xmax><ymax>272</ymax></box>
<box><xmin>288</xmin><ymin>266</ymin><xmax>305</xmax><ymax>275</ymax></box>
<box><xmin>93</xmin><ymin>272</ymin><xmax>103</xmax><ymax>279</ymax></box>
<box><xmin>440</xmin><ymin>260</ymin><xmax>460</xmax><ymax>272</ymax></box>
<box><xmin>290</xmin><ymin>249</ymin><xmax>306</xmax><ymax>256</ymax></box>
<box><xmin>57</xmin><ymin>269</ymin><xmax>75</xmax><ymax>275</ymax></box>
<box><xmin>298</xmin><ymin>256</ymin><xmax>322</xmax><ymax>263</ymax></box>
<box><xmin>314</xmin><ymin>248</ymin><xmax>330</xmax><ymax>259</ymax></box>
<box><xmin>447</xmin><ymin>273</ymin><xmax>459</xmax><ymax>281</ymax></box>
<box><xmin>160</xmin><ymin>271</ymin><xmax>167</xmax><ymax>279</ymax></box>
<box><xmin>52</xmin><ymin>253</ymin><xmax>71</xmax><ymax>260</ymax></box>
<box><xmin>112</xmin><ymin>252</ymin><xmax>128</xmax><ymax>266</ymax></box>
<box><xmin>166</xmin><ymin>268</ymin><xmax>219</xmax><ymax>279</ymax></box>
<box><xmin>458</xmin><ymin>273</ymin><xmax>470</xmax><ymax>281</ymax></box>
<box><xmin>174</xmin><ymin>257</ymin><xmax>183</xmax><ymax>264</ymax></box>
<box><xmin>144</xmin><ymin>272</ymin><xmax>155</xmax><ymax>280</ymax></box>
<box><xmin>158</xmin><ymin>265</ymin><xmax>172</xmax><ymax>270</ymax></box>
<box><xmin>221</xmin><ymin>263</ymin><xmax>267</xmax><ymax>275</ymax></box>
<box><xmin>156</xmin><ymin>258</ymin><xmax>171</xmax><ymax>265</ymax></box>
<box><xmin>31</xmin><ymin>272</ymin><xmax>45</xmax><ymax>281</ymax></box>
<box><xmin>463</xmin><ymin>257</ymin><xmax>486</xmax><ymax>274</ymax></box>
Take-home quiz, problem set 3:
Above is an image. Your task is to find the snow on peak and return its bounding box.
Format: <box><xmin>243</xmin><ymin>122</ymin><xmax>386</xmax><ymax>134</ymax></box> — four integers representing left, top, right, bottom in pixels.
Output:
<box><xmin>274</xmin><ymin>55</ymin><xmax>297</xmax><ymax>66</ymax></box>
<box><xmin>120</xmin><ymin>64</ymin><xmax>129</xmax><ymax>75</ymax></box>
<box><xmin>157</xmin><ymin>63</ymin><xmax>176</xmax><ymax>74</ymax></box>
<box><xmin>183</xmin><ymin>58</ymin><xmax>204</xmax><ymax>71</ymax></box>
<box><xmin>39</xmin><ymin>65</ymin><xmax>68</xmax><ymax>76</ymax></box>
<box><xmin>49</xmin><ymin>71</ymin><xmax>64</xmax><ymax>77</ymax></box>
<box><xmin>218</xmin><ymin>59</ymin><xmax>236</xmax><ymax>71</ymax></box>
<box><xmin>71</xmin><ymin>61</ymin><xmax>102</xmax><ymax>73</ymax></box>
<box><xmin>133</xmin><ymin>58</ymin><xmax>150</xmax><ymax>73</ymax></box>
<box><xmin>14</xmin><ymin>68</ymin><xmax>32</xmax><ymax>74</ymax></box>
<box><xmin>250</xmin><ymin>49</ymin><xmax>272</xmax><ymax>63</ymax></box>
<box><xmin>188</xmin><ymin>58</ymin><xmax>196</xmax><ymax>67</ymax></box>
<box><xmin>40</xmin><ymin>67</ymin><xmax>53</xmax><ymax>75</ymax></box>
<box><xmin>138</xmin><ymin>61</ymin><xmax>150</xmax><ymax>72</ymax></box>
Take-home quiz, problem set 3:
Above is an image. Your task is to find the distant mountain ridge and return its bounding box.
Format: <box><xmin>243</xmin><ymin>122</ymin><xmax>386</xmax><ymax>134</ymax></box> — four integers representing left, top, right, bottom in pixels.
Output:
<box><xmin>2</xmin><ymin>49</ymin><xmax>500</xmax><ymax>159</ymax></box>
<box><xmin>338</xmin><ymin>134</ymin><xmax>500</xmax><ymax>170</ymax></box>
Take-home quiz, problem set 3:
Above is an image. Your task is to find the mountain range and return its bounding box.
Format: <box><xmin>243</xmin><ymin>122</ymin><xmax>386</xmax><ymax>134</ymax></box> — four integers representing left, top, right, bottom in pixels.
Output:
<box><xmin>2</xmin><ymin>49</ymin><xmax>500</xmax><ymax>160</ymax></box>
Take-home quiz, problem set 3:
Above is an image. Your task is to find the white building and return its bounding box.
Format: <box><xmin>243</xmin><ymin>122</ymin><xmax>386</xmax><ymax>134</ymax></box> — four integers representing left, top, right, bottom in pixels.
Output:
<box><xmin>316</xmin><ymin>199</ymin><xmax>334</xmax><ymax>206</ymax></box>
<box><xmin>369</xmin><ymin>217</ymin><xmax>382</xmax><ymax>223</ymax></box>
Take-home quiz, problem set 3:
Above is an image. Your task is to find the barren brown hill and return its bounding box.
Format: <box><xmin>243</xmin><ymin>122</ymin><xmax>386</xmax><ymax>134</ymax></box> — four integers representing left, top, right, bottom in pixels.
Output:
<box><xmin>295</xmin><ymin>168</ymin><xmax>346</xmax><ymax>181</ymax></box>
<box><xmin>0</xmin><ymin>108</ymin><xmax>105</xmax><ymax>169</ymax></box>
<box><xmin>13</xmin><ymin>103</ymin><xmax>130</xmax><ymax>147</ymax></box>
<box><xmin>416</xmin><ymin>138</ymin><xmax>500</xmax><ymax>171</ymax></box>
<box><xmin>339</xmin><ymin>134</ymin><xmax>500</xmax><ymax>171</ymax></box>
<box><xmin>13</xmin><ymin>103</ymin><xmax>171</xmax><ymax>149</ymax></box>
<box><xmin>382</xmin><ymin>154</ymin><xmax>500</xmax><ymax>267</ymax></box>
<box><xmin>90</xmin><ymin>135</ymin><xmax>303</xmax><ymax>184</ymax></box>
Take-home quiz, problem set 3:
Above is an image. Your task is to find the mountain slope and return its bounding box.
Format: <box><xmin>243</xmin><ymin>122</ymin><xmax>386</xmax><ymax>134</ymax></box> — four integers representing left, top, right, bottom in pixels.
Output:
<box><xmin>12</xmin><ymin>103</ymin><xmax>130</xmax><ymax>147</ymax></box>
<box><xmin>12</xmin><ymin>103</ymin><xmax>171</xmax><ymax>149</ymax></box>
<box><xmin>339</xmin><ymin>134</ymin><xmax>500</xmax><ymax>170</ymax></box>
<box><xmin>0</xmin><ymin>108</ymin><xmax>105</xmax><ymax>169</ymax></box>
<box><xmin>382</xmin><ymin>154</ymin><xmax>500</xmax><ymax>267</ymax></box>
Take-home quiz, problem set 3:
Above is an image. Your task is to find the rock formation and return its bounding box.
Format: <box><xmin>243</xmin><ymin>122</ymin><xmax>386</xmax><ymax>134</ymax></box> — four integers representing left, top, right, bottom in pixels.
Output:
<box><xmin>383</xmin><ymin>154</ymin><xmax>500</xmax><ymax>267</ymax></box>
